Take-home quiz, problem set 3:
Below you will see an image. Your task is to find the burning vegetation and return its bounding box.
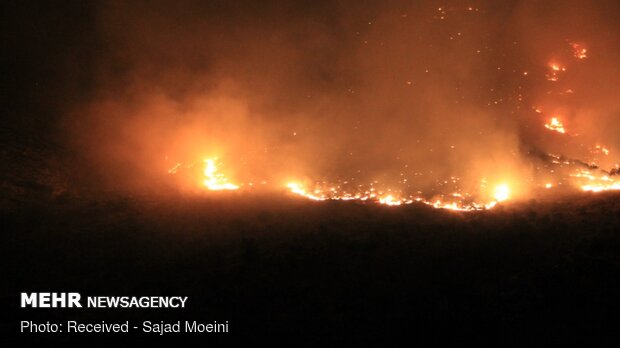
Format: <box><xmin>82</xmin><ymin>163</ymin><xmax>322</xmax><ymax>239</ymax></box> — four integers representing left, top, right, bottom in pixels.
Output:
<box><xmin>4</xmin><ymin>1</ymin><xmax>620</xmax><ymax>343</ymax></box>
<box><xmin>51</xmin><ymin>0</ymin><xmax>620</xmax><ymax>211</ymax></box>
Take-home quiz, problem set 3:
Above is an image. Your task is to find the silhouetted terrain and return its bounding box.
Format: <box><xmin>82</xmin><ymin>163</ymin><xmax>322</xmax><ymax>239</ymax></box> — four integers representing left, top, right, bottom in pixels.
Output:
<box><xmin>3</xmin><ymin>188</ymin><xmax>620</xmax><ymax>344</ymax></box>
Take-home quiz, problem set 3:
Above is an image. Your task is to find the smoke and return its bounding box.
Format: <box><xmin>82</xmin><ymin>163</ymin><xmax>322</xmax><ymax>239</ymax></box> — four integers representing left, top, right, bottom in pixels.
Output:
<box><xmin>63</xmin><ymin>0</ymin><xmax>620</xmax><ymax>199</ymax></box>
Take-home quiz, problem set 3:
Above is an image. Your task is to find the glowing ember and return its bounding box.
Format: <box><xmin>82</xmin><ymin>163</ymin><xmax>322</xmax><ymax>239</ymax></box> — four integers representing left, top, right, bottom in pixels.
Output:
<box><xmin>203</xmin><ymin>158</ymin><xmax>239</xmax><ymax>190</ymax></box>
<box><xmin>168</xmin><ymin>163</ymin><xmax>182</xmax><ymax>174</ymax></box>
<box><xmin>570</xmin><ymin>43</ymin><xmax>587</xmax><ymax>60</ymax></box>
<box><xmin>595</xmin><ymin>145</ymin><xmax>610</xmax><ymax>155</ymax></box>
<box><xmin>546</xmin><ymin>63</ymin><xmax>566</xmax><ymax>81</ymax></box>
<box><xmin>545</xmin><ymin>117</ymin><xmax>566</xmax><ymax>134</ymax></box>
<box><xmin>571</xmin><ymin>169</ymin><xmax>620</xmax><ymax>193</ymax></box>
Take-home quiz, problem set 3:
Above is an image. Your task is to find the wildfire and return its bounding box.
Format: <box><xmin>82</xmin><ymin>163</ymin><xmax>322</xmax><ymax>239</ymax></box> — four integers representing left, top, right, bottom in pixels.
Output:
<box><xmin>161</xmin><ymin>38</ymin><xmax>616</xmax><ymax>210</ymax></box>
<box><xmin>571</xmin><ymin>169</ymin><xmax>620</xmax><ymax>193</ymax></box>
<box><xmin>546</xmin><ymin>63</ymin><xmax>566</xmax><ymax>81</ymax></box>
<box><xmin>168</xmin><ymin>163</ymin><xmax>182</xmax><ymax>174</ymax></box>
<box><xmin>203</xmin><ymin>158</ymin><xmax>239</xmax><ymax>190</ymax></box>
<box><xmin>284</xmin><ymin>181</ymin><xmax>510</xmax><ymax>211</ymax></box>
<box><xmin>551</xmin><ymin>64</ymin><xmax>564</xmax><ymax>71</ymax></box>
<box><xmin>169</xmin><ymin>150</ymin><xmax>620</xmax><ymax>212</ymax></box>
<box><xmin>286</xmin><ymin>182</ymin><xmax>326</xmax><ymax>201</ymax></box>
<box><xmin>570</xmin><ymin>43</ymin><xmax>587</xmax><ymax>60</ymax></box>
<box><xmin>493</xmin><ymin>184</ymin><xmax>510</xmax><ymax>202</ymax></box>
<box><xmin>379</xmin><ymin>195</ymin><xmax>403</xmax><ymax>206</ymax></box>
<box><xmin>545</xmin><ymin>117</ymin><xmax>566</xmax><ymax>134</ymax></box>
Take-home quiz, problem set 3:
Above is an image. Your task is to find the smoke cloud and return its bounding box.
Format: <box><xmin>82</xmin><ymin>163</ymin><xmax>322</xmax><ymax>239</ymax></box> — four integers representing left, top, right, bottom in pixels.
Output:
<box><xmin>62</xmin><ymin>0</ymin><xmax>620</xmax><ymax>200</ymax></box>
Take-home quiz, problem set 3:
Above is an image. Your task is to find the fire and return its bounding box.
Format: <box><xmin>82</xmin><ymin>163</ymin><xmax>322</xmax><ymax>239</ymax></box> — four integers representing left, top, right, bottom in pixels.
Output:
<box><xmin>203</xmin><ymin>158</ymin><xmax>239</xmax><ymax>190</ymax></box>
<box><xmin>546</xmin><ymin>63</ymin><xmax>566</xmax><ymax>81</ymax></box>
<box><xmin>571</xmin><ymin>169</ymin><xmax>620</xmax><ymax>193</ymax></box>
<box><xmin>168</xmin><ymin>163</ymin><xmax>182</xmax><ymax>174</ymax></box>
<box><xmin>379</xmin><ymin>195</ymin><xmax>403</xmax><ymax>206</ymax></box>
<box><xmin>493</xmin><ymin>184</ymin><xmax>510</xmax><ymax>202</ymax></box>
<box><xmin>595</xmin><ymin>145</ymin><xmax>610</xmax><ymax>156</ymax></box>
<box><xmin>284</xmin><ymin>181</ymin><xmax>511</xmax><ymax>211</ymax></box>
<box><xmin>286</xmin><ymin>182</ymin><xmax>325</xmax><ymax>201</ymax></box>
<box><xmin>582</xmin><ymin>183</ymin><xmax>620</xmax><ymax>192</ymax></box>
<box><xmin>570</xmin><ymin>43</ymin><xmax>587</xmax><ymax>60</ymax></box>
<box><xmin>165</xmin><ymin>35</ymin><xmax>613</xmax><ymax>211</ymax></box>
<box><xmin>551</xmin><ymin>64</ymin><xmax>566</xmax><ymax>72</ymax></box>
<box><xmin>545</xmin><ymin>117</ymin><xmax>566</xmax><ymax>134</ymax></box>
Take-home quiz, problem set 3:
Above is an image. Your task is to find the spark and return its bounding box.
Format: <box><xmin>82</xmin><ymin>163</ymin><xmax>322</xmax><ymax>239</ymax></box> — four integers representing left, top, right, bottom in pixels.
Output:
<box><xmin>168</xmin><ymin>163</ymin><xmax>182</xmax><ymax>174</ymax></box>
<box><xmin>582</xmin><ymin>183</ymin><xmax>620</xmax><ymax>192</ymax></box>
<box><xmin>595</xmin><ymin>145</ymin><xmax>610</xmax><ymax>155</ymax></box>
<box><xmin>286</xmin><ymin>182</ymin><xmax>326</xmax><ymax>201</ymax></box>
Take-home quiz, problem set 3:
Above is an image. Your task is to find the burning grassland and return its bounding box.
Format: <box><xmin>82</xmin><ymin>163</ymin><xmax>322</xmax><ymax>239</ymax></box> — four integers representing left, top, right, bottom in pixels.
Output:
<box><xmin>5</xmin><ymin>1</ymin><xmax>618</xmax><ymax>212</ymax></box>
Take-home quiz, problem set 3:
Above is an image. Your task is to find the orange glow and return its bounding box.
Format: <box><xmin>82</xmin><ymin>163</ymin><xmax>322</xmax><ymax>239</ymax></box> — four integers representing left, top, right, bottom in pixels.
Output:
<box><xmin>284</xmin><ymin>181</ymin><xmax>512</xmax><ymax>211</ymax></box>
<box><xmin>595</xmin><ymin>145</ymin><xmax>610</xmax><ymax>155</ymax></box>
<box><xmin>570</xmin><ymin>43</ymin><xmax>588</xmax><ymax>60</ymax></box>
<box><xmin>545</xmin><ymin>117</ymin><xmax>566</xmax><ymax>134</ymax></box>
<box><xmin>493</xmin><ymin>184</ymin><xmax>510</xmax><ymax>202</ymax></box>
<box><xmin>582</xmin><ymin>183</ymin><xmax>620</xmax><ymax>192</ymax></box>
<box><xmin>203</xmin><ymin>158</ymin><xmax>239</xmax><ymax>190</ymax></box>
<box><xmin>546</xmin><ymin>63</ymin><xmax>566</xmax><ymax>81</ymax></box>
<box><xmin>571</xmin><ymin>169</ymin><xmax>620</xmax><ymax>193</ymax></box>
<box><xmin>286</xmin><ymin>182</ymin><xmax>326</xmax><ymax>201</ymax></box>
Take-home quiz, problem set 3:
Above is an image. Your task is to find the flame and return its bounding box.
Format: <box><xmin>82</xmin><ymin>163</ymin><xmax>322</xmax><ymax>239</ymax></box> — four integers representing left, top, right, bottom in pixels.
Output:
<box><xmin>570</xmin><ymin>43</ymin><xmax>587</xmax><ymax>60</ymax></box>
<box><xmin>546</xmin><ymin>63</ymin><xmax>566</xmax><ymax>81</ymax></box>
<box><xmin>285</xmin><ymin>181</ymin><xmax>510</xmax><ymax>211</ymax></box>
<box><xmin>203</xmin><ymin>158</ymin><xmax>239</xmax><ymax>190</ymax></box>
<box><xmin>165</xmin><ymin>34</ymin><xmax>614</xmax><ymax>210</ymax></box>
<box><xmin>493</xmin><ymin>184</ymin><xmax>510</xmax><ymax>202</ymax></box>
<box><xmin>545</xmin><ymin>117</ymin><xmax>566</xmax><ymax>134</ymax></box>
<box><xmin>379</xmin><ymin>195</ymin><xmax>402</xmax><ymax>206</ymax></box>
<box><xmin>286</xmin><ymin>182</ymin><xmax>325</xmax><ymax>201</ymax></box>
<box><xmin>168</xmin><ymin>163</ymin><xmax>182</xmax><ymax>174</ymax></box>
<box><xmin>582</xmin><ymin>183</ymin><xmax>620</xmax><ymax>192</ymax></box>
<box><xmin>571</xmin><ymin>169</ymin><xmax>620</xmax><ymax>193</ymax></box>
<box><xmin>595</xmin><ymin>145</ymin><xmax>610</xmax><ymax>156</ymax></box>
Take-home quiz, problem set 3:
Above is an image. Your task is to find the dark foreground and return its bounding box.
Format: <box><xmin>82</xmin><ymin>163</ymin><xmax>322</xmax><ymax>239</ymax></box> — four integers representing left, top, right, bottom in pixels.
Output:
<box><xmin>2</xmin><ymin>191</ymin><xmax>620</xmax><ymax>344</ymax></box>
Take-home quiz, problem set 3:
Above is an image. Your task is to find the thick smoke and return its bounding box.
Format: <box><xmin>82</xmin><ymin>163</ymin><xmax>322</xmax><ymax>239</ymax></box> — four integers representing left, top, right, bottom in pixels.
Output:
<box><xmin>64</xmin><ymin>0</ymin><xmax>620</xmax><ymax>198</ymax></box>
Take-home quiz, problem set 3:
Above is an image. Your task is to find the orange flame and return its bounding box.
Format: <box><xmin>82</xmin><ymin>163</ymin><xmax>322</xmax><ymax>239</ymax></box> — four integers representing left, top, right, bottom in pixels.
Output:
<box><xmin>570</xmin><ymin>43</ymin><xmax>587</xmax><ymax>60</ymax></box>
<box><xmin>203</xmin><ymin>158</ymin><xmax>239</xmax><ymax>190</ymax></box>
<box><xmin>545</xmin><ymin>117</ymin><xmax>566</xmax><ymax>134</ymax></box>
